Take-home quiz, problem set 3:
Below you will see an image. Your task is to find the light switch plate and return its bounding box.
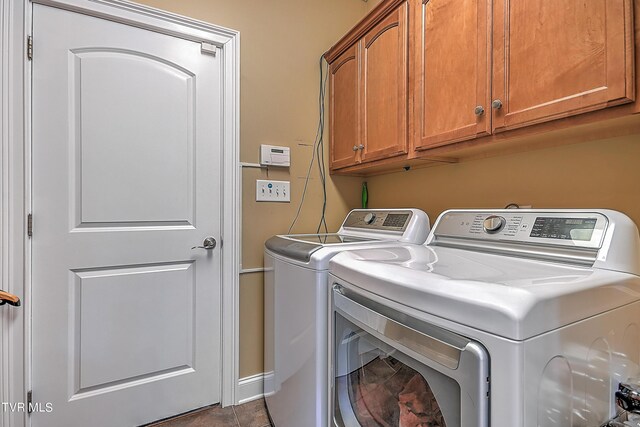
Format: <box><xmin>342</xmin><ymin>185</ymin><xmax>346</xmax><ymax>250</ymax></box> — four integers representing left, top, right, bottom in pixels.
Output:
<box><xmin>256</xmin><ymin>180</ymin><xmax>290</xmax><ymax>202</ymax></box>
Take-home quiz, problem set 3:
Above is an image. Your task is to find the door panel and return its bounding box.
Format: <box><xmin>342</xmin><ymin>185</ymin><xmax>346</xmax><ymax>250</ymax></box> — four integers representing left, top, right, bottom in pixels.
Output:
<box><xmin>73</xmin><ymin>49</ymin><xmax>195</xmax><ymax>225</ymax></box>
<box><xmin>32</xmin><ymin>4</ymin><xmax>221</xmax><ymax>426</ymax></box>
<box><xmin>360</xmin><ymin>3</ymin><xmax>408</xmax><ymax>162</ymax></box>
<box><xmin>412</xmin><ymin>0</ymin><xmax>491</xmax><ymax>151</ymax></box>
<box><xmin>492</xmin><ymin>0</ymin><xmax>635</xmax><ymax>132</ymax></box>
<box><xmin>330</xmin><ymin>45</ymin><xmax>360</xmax><ymax>170</ymax></box>
<box><xmin>74</xmin><ymin>263</ymin><xmax>194</xmax><ymax>390</ymax></box>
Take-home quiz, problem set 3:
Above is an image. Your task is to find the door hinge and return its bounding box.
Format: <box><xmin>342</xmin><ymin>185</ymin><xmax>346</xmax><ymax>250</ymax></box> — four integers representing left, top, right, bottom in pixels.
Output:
<box><xmin>26</xmin><ymin>390</ymin><xmax>32</xmax><ymax>414</ymax></box>
<box><xmin>27</xmin><ymin>36</ymin><xmax>33</xmax><ymax>61</ymax></box>
<box><xmin>27</xmin><ymin>213</ymin><xmax>33</xmax><ymax>238</ymax></box>
<box><xmin>201</xmin><ymin>42</ymin><xmax>217</xmax><ymax>57</ymax></box>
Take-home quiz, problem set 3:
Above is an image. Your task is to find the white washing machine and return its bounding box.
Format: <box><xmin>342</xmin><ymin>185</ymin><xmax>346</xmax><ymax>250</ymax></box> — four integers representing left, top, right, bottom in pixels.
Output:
<box><xmin>328</xmin><ymin>209</ymin><xmax>640</xmax><ymax>427</ymax></box>
<box><xmin>264</xmin><ymin>209</ymin><xmax>430</xmax><ymax>427</ymax></box>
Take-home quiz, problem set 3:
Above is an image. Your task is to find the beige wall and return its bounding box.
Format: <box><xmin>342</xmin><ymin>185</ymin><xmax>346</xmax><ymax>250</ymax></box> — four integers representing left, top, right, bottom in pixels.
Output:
<box><xmin>368</xmin><ymin>135</ymin><xmax>640</xmax><ymax>228</ymax></box>
<box><xmin>133</xmin><ymin>0</ymin><xmax>374</xmax><ymax>377</ymax></box>
<box><xmin>132</xmin><ymin>0</ymin><xmax>640</xmax><ymax>381</ymax></box>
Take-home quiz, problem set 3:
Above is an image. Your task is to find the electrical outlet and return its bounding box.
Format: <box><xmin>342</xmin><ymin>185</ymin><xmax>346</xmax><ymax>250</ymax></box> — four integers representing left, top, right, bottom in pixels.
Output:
<box><xmin>256</xmin><ymin>180</ymin><xmax>290</xmax><ymax>202</ymax></box>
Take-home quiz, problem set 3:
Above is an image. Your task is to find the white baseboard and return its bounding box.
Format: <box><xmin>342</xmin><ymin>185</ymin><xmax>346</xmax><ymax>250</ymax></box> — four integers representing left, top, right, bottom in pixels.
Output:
<box><xmin>237</xmin><ymin>372</ymin><xmax>264</xmax><ymax>404</ymax></box>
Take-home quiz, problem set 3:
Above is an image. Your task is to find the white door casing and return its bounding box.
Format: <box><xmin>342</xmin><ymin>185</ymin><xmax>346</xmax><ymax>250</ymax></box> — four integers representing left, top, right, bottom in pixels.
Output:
<box><xmin>0</xmin><ymin>1</ymin><xmax>28</xmax><ymax>427</ymax></box>
<box><xmin>0</xmin><ymin>1</ymin><xmax>240</xmax><ymax>426</ymax></box>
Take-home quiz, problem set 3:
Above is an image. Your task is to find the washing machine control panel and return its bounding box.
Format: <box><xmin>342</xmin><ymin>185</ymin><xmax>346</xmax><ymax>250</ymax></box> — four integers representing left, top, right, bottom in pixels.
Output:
<box><xmin>342</xmin><ymin>210</ymin><xmax>413</xmax><ymax>232</ymax></box>
<box><xmin>432</xmin><ymin>210</ymin><xmax>609</xmax><ymax>249</ymax></box>
<box><xmin>363</xmin><ymin>213</ymin><xmax>376</xmax><ymax>224</ymax></box>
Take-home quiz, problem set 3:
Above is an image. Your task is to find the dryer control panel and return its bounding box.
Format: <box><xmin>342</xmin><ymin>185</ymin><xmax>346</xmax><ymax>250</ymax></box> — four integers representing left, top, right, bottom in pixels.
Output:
<box><xmin>428</xmin><ymin>209</ymin><xmax>640</xmax><ymax>280</ymax></box>
<box><xmin>427</xmin><ymin>210</ymin><xmax>617</xmax><ymax>267</ymax></box>
<box><xmin>431</xmin><ymin>210</ymin><xmax>608</xmax><ymax>249</ymax></box>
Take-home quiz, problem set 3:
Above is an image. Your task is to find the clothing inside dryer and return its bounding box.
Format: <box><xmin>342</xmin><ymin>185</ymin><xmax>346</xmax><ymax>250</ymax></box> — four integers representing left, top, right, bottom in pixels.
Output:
<box><xmin>334</xmin><ymin>315</ymin><xmax>461</xmax><ymax>427</ymax></box>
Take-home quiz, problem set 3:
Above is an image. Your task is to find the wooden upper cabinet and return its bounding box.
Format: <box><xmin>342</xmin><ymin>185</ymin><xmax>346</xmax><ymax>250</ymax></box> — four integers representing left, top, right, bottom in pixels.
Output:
<box><xmin>411</xmin><ymin>0</ymin><xmax>491</xmax><ymax>151</ymax></box>
<box><xmin>329</xmin><ymin>45</ymin><xmax>360</xmax><ymax>170</ymax></box>
<box><xmin>492</xmin><ymin>0</ymin><xmax>635</xmax><ymax>132</ymax></box>
<box><xmin>328</xmin><ymin>0</ymin><xmax>637</xmax><ymax>174</ymax></box>
<box><xmin>360</xmin><ymin>2</ymin><xmax>409</xmax><ymax>163</ymax></box>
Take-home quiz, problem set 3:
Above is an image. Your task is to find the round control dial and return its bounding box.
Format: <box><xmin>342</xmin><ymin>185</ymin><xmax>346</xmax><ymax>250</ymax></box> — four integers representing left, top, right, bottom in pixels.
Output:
<box><xmin>363</xmin><ymin>213</ymin><xmax>376</xmax><ymax>224</ymax></box>
<box><xmin>483</xmin><ymin>215</ymin><xmax>505</xmax><ymax>233</ymax></box>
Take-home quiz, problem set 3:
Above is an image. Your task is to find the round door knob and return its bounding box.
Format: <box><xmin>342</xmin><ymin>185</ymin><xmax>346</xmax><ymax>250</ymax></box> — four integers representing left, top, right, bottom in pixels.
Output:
<box><xmin>363</xmin><ymin>213</ymin><xmax>376</xmax><ymax>224</ymax></box>
<box><xmin>358</xmin><ymin>144</ymin><xmax>365</xmax><ymax>150</ymax></box>
<box><xmin>492</xmin><ymin>99</ymin><xmax>503</xmax><ymax>110</ymax></box>
<box><xmin>474</xmin><ymin>105</ymin><xmax>485</xmax><ymax>116</ymax></box>
<box><xmin>352</xmin><ymin>145</ymin><xmax>359</xmax><ymax>151</ymax></box>
<box><xmin>483</xmin><ymin>215</ymin><xmax>505</xmax><ymax>234</ymax></box>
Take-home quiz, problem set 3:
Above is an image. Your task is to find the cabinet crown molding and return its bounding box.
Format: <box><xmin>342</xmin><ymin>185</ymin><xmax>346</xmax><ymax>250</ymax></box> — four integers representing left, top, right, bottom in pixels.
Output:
<box><xmin>324</xmin><ymin>0</ymin><xmax>405</xmax><ymax>64</ymax></box>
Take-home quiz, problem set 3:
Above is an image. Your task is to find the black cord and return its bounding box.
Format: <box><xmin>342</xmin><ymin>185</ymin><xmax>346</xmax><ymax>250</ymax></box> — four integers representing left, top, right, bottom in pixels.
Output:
<box><xmin>288</xmin><ymin>53</ymin><xmax>329</xmax><ymax>234</ymax></box>
<box><xmin>316</xmin><ymin>56</ymin><xmax>329</xmax><ymax>234</ymax></box>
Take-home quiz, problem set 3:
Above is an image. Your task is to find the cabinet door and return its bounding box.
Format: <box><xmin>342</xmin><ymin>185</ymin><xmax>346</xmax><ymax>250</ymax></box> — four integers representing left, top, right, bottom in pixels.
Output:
<box><xmin>359</xmin><ymin>2</ymin><xmax>409</xmax><ymax>163</ymax></box>
<box><xmin>493</xmin><ymin>0</ymin><xmax>634</xmax><ymax>132</ymax></box>
<box><xmin>411</xmin><ymin>0</ymin><xmax>491</xmax><ymax>151</ymax></box>
<box><xmin>330</xmin><ymin>45</ymin><xmax>361</xmax><ymax>170</ymax></box>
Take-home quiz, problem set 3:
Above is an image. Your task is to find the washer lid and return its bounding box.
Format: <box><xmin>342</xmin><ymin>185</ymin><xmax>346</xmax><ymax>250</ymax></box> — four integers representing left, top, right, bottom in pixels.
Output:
<box><xmin>282</xmin><ymin>233</ymin><xmax>376</xmax><ymax>245</ymax></box>
<box><xmin>328</xmin><ymin>245</ymin><xmax>640</xmax><ymax>340</ymax></box>
<box><xmin>265</xmin><ymin>234</ymin><xmax>380</xmax><ymax>262</ymax></box>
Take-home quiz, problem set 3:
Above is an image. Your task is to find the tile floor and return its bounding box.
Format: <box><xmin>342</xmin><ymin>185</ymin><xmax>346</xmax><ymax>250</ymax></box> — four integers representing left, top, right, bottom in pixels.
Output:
<box><xmin>148</xmin><ymin>398</ymin><xmax>272</xmax><ymax>427</ymax></box>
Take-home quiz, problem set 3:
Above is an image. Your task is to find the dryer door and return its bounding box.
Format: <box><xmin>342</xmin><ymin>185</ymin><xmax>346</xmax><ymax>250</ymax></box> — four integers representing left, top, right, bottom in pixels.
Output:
<box><xmin>332</xmin><ymin>285</ymin><xmax>490</xmax><ymax>427</ymax></box>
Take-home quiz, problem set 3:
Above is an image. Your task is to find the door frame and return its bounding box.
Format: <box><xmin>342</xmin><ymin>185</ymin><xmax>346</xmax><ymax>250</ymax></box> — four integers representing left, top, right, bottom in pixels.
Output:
<box><xmin>0</xmin><ymin>1</ymin><xmax>241</xmax><ymax>425</ymax></box>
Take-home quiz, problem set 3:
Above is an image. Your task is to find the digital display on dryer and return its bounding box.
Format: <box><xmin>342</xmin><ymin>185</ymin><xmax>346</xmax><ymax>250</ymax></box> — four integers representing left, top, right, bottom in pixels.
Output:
<box><xmin>529</xmin><ymin>217</ymin><xmax>597</xmax><ymax>241</ymax></box>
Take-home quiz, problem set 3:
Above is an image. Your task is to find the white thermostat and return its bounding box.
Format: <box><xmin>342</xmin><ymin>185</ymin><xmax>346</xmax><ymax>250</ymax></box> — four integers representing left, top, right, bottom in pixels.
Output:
<box><xmin>260</xmin><ymin>144</ymin><xmax>290</xmax><ymax>167</ymax></box>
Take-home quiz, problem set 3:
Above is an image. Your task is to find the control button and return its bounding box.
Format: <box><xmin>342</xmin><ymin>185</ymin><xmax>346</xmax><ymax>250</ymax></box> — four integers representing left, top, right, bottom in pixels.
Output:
<box><xmin>483</xmin><ymin>215</ymin><xmax>505</xmax><ymax>234</ymax></box>
<box><xmin>363</xmin><ymin>213</ymin><xmax>376</xmax><ymax>225</ymax></box>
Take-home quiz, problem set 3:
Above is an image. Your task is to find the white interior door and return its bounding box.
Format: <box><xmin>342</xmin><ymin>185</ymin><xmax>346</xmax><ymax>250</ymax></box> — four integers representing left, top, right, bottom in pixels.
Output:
<box><xmin>31</xmin><ymin>4</ymin><xmax>222</xmax><ymax>426</ymax></box>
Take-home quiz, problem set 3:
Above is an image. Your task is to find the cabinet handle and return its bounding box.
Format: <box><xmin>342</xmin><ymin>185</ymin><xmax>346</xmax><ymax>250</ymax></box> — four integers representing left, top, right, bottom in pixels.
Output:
<box><xmin>358</xmin><ymin>144</ymin><xmax>365</xmax><ymax>150</ymax></box>
<box><xmin>352</xmin><ymin>145</ymin><xmax>359</xmax><ymax>152</ymax></box>
<box><xmin>474</xmin><ymin>105</ymin><xmax>485</xmax><ymax>116</ymax></box>
<box><xmin>492</xmin><ymin>99</ymin><xmax>503</xmax><ymax>110</ymax></box>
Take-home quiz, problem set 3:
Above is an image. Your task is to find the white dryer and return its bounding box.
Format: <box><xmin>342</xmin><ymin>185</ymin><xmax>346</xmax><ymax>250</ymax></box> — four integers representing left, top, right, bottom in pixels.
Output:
<box><xmin>329</xmin><ymin>209</ymin><xmax>640</xmax><ymax>427</ymax></box>
<box><xmin>264</xmin><ymin>209</ymin><xmax>430</xmax><ymax>427</ymax></box>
